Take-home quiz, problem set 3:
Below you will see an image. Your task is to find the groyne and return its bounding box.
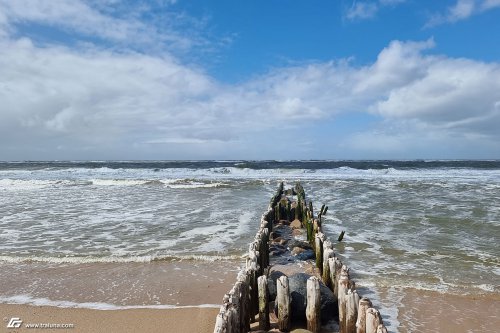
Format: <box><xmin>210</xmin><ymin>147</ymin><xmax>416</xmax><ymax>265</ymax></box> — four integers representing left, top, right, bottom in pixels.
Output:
<box><xmin>214</xmin><ymin>182</ymin><xmax>389</xmax><ymax>333</ymax></box>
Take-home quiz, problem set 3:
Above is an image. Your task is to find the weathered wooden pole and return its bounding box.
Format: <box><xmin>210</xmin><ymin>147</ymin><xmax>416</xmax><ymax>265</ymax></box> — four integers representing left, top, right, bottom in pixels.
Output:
<box><xmin>338</xmin><ymin>271</ymin><xmax>350</xmax><ymax>333</ymax></box>
<box><xmin>322</xmin><ymin>241</ymin><xmax>334</xmax><ymax>289</ymax></box>
<box><xmin>313</xmin><ymin>218</ymin><xmax>321</xmax><ymax>233</ymax></box>
<box><xmin>365</xmin><ymin>308</ymin><xmax>381</xmax><ymax>333</ymax></box>
<box><xmin>246</xmin><ymin>251</ymin><xmax>259</xmax><ymax>322</ymax></box>
<box><xmin>376</xmin><ymin>324</ymin><xmax>388</xmax><ymax>333</ymax></box>
<box><xmin>261</xmin><ymin>227</ymin><xmax>269</xmax><ymax>269</ymax></box>
<box><xmin>315</xmin><ymin>232</ymin><xmax>324</xmax><ymax>273</ymax></box>
<box><xmin>229</xmin><ymin>284</ymin><xmax>241</xmax><ymax>333</ymax></box>
<box><xmin>213</xmin><ymin>310</ymin><xmax>227</xmax><ymax>333</ymax></box>
<box><xmin>237</xmin><ymin>271</ymin><xmax>250</xmax><ymax>332</ymax></box>
<box><xmin>306</xmin><ymin>276</ymin><xmax>321</xmax><ymax>333</ymax></box>
<box><xmin>328</xmin><ymin>257</ymin><xmax>336</xmax><ymax>293</ymax></box>
<box><xmin>346</xmin><ymin>289</ymin><xmax>360</xmax><ymax>333</ymax></box>
<box><xmin>277</xmin><ymin>275</ymin><xmax>291</xmax><ymax>332</ymax></box>
<box><xmin>225</xmin><ymin>306</ymin><xmax>238</xmax><ymax>333</ymax></box>
<box><xmin>333</xmin><ymin>257</ymin><xmax>343</xmax><ymax>297</ymax></box>
<box><xmin>356</xmin><ymin>297</ymin><xmax>372</xmax><ymax>333</ymax></box>
<box><xmin>257</xmin><ymin>275</ymin><xmax>269</xmax><ymax>331</ymax></box>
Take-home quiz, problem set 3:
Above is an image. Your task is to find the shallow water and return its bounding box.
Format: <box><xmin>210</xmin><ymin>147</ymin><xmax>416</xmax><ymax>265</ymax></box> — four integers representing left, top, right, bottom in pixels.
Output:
<box><xmin>1</xmin><ymin>161</ymin><xmax>499</xmax><ymax>332</ymax></box>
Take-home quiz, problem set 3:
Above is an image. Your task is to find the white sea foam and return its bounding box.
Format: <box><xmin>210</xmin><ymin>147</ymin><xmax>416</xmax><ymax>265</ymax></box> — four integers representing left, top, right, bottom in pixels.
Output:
<box><xmin>477</xmin><ymin>284</ymin><xmax>496</xmax><ymax>292</ymax></box>
<box><xmin>2</xmin><ymin>166</ymin><xmax>500</xmax><ymax>184</ymax></box>
<box><xmin>0</xmin><ymin>254</ymin><xmax>242</xmax><ymax>264</ymax></box>
<box><xmin>0</xmin><ymin>295</ymin><xmax>220</xmax><ymax>310</ymax></box>
<box><xmin>166</xmin><ymin>182</ymin><xmax>225</xmax><ymax>189</ymax></box>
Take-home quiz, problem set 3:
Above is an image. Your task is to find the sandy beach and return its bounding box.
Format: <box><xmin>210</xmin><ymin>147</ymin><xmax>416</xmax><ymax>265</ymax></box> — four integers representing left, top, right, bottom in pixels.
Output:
<box><xmin>0</xmin><ymin>260</ymin><xmax>237</xmax><ymax>333</ymax></box>
<box><xmin>2</xmin><ymin>290</ymin><xmax>500</xmax><ymax>333</ymax></box>
<box><xmin>0</xmin><ymin>303</ymin><xmax>219</xmax><ymax>333</ymax></box>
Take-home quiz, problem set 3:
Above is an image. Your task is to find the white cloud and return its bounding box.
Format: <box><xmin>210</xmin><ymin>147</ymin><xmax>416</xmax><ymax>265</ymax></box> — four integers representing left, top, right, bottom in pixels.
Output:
<box><xmin>1</xmin><ymin>34</ymin><xmax>499</xmax><ymax>158</ymax></box>
<box><xmin>481</xmin><ymin>0</ymin><xmax>500</xmax><ymax>10</ymax></box>
<box><xmin>345</xmin><ymin>0</ymin><xmax>406</xmax><ymax>21</ymax></box>
<box><xmin>346</xmin><ymin>2</ymin><xmax>379</xmax><ymax>20</ymax></box>
<box><xmin>0</xmin><ymin>0</ymin><xmax>206</xmax><ymax>52</ymax></box>
<box><xmin>426</xmin><ymin>0</ymin><xmax>500</xmax><ymax>27</ymax></box>
<box><xmin>0</xmin><ymin>1</ymin><xmax>499</xmax><ymax>159</ymax></box>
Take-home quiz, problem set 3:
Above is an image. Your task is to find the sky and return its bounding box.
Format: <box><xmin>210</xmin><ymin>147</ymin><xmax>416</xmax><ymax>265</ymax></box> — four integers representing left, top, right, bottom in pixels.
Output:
<box><xmin>0</xmin><ymin>0</ymin><xmax>500</xmax><ymax>160</ymax></box>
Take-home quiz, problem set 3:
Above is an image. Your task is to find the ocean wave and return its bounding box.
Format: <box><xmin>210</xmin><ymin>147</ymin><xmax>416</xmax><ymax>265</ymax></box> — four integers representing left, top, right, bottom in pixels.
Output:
<box><xmin>0</xmin><ymin>178</ymin><xmax>228</xmax><ymax>189</ymax></box>
<box><xmin>2</xmin><ymin>165</ymin><xmax>500</xmax><ymax>184</ymax></box>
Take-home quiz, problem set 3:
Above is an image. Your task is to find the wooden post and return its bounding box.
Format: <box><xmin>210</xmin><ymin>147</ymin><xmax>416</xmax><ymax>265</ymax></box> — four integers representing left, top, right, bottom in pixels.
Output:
<box><xmin>365</xmin><ymin>308</ymin><xmax>381</xmax><ymax>333</ymax></box>
<box><xmin>313</xmin><ymin>218</ymin><xmax>321</xmax><ymax>233</ymax></box>
<box><xmin>334</xmin><ymin>258</ymin><xmax>343</xmax><ymax>297</ymax></box>
<box><xmin>376</xmin><ymin>324</ymin><xmax>388</xmax><ymax>333</ymax></box>
<box><xmin>315</xmin><ymin>232</ymin><xmax>324</xmax><ymax>273</ymax></box>
<box><xmin>338</xmin><ymin>273</ymin><xmax>349</xmax><ymax>333</ymax></box>
<box><xmin>262</xmin><ymin>227</ymin><xmax>269</xmax><ymax>269</ymax></box>
<box><xmin>306</xmin><ymin>276</ymin><xmax>321</xmax><ymax>333</ymax></box>
<box><xmin>237</xmin><ymin>271</ymin><xmax>250</xmax><ymax>333</ymax></box>
<box><xmin>277</xmin><ymin>275</ymin><xmax>291</xmax><ymax>332</ymax></box>
<box><xmin>258</xmin><ymin>275</ymin><xmax>269</xmax><ymax>331</ymax></box>
<box><xmin>224</xmin><ymin>306</ymin><xmax>235</xmax><ymax>333</ymax></box>
<box><xmin>346</xmin><ymin>289</ymin><xmax>359</xmax><ymax>333</ymax></box>
<box><xmin>328</xmin><ymin>257</ymin><xmax>336</xmax><ymax>293</ymax></box>
<box><xmin>213</xmin><ymin>310</ymin><xmax>227</xmax><ymax>333</ymax></box>
<box><xmin>228</xmin><ymin>284</ymin><xmax>241</xmax><ymax>333</ymax></box>
<box><xmin>246</xmin><ymin>252</ymin><xmax>259</xmax><ymax>322</ymax></box>
<box><xmin>322</xmin><ymin>242</ymin><xmax>334</xmax><ymax>289</ymax></box>
<box><xmin>356</xmin><ymin>297</ymin><xmax>372</xmax><ymax>333</ymax></box>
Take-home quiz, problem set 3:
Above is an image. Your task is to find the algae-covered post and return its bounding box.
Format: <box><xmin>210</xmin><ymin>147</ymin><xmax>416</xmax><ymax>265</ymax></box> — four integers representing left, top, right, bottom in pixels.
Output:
<box><xmin>322</xmin><ymin>241</ymin><xmax>334</xmax><ymax>289</ymax></box>
<box><xmin>277</xmin><ymin>275</ymin><xmax>291</xmax><ymax>332</ymax></box>
<box><xmin>306</xmin><ymin>276</ymin><xmax>321</xmax><ymax>333</ymax></box>
<box><xmin>257</xmin><ymin>275</ymin><xmax>269</xmax><ymax>330</ymax></box>
<box><xmin>314</xmin><ymin>232</ymin><xmax>324</xmax><ymax>273</ymax></box>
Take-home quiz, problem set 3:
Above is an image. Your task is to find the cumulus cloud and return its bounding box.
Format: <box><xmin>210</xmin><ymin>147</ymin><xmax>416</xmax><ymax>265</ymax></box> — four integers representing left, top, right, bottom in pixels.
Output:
<box><xmin>426</xmin><ymin>0</ymin><xmax>500</xmax><ymax>27</ymax></box>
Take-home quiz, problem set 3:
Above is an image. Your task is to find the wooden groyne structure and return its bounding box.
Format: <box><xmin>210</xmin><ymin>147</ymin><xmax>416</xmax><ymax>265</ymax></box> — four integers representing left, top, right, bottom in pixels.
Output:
<box><xmin>214</xmin><ymin>182</ymin><xmax>389</xmax><ymax>333</ymax></box>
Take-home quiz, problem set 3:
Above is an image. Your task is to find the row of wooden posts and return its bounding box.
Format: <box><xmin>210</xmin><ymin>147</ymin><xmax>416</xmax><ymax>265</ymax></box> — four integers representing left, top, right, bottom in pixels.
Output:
<box><xmin>213</xmin><ymin>183</ymin><xmax>280</xmax><ymax>333</ymax></box>
<box><xmin>312</xmin><ymin>217</ymin><xmax>389</xmax><ymax>333</ymax></box>
<box><xmin>214</xmin><ymin>182</ymin><xmax>389</xmax><ymax>333</ymax></box>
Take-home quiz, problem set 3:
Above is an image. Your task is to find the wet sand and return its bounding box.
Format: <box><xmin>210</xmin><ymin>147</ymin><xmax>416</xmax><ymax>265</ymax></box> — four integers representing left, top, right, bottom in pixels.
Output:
<box><xmin>0</xmin><ymin>303</ymin><xmax>219</xmax><ymax>333</ymax></box>
<box><xmin>0</xmin><ymin>260</ymin><xmax>240</xmax><ymax>307</ymax></box>
<box><xmin>0</xmin><ymin>260</ymin><xmax>238</xmax><ymax>332</ymax></box>
<box><xmin>397</xmin><ymin>288</ymin><xmax>500</xmax><ymax>332</ymax></box>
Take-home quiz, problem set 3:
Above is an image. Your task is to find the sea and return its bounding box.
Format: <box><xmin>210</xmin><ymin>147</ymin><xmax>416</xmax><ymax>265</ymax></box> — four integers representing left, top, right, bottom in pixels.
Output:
<box><xmin>0</xmin><ymin>160</ymin><xmax>499</xmax><ymax>332</ymax></box>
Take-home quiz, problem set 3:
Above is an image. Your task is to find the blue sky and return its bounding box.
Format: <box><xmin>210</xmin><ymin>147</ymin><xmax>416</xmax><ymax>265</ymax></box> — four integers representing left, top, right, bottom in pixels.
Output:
<box><xmin>0</xmin><ymin>0</ymin><xmax>499</xmax><ymax>160</ymax></box>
